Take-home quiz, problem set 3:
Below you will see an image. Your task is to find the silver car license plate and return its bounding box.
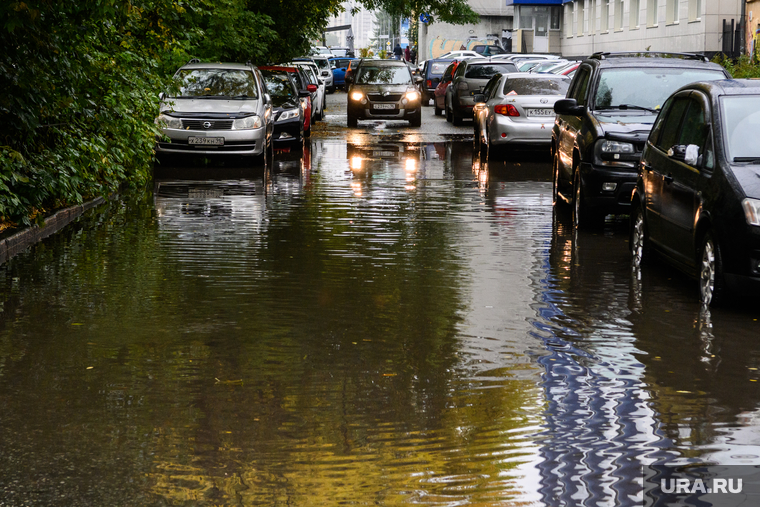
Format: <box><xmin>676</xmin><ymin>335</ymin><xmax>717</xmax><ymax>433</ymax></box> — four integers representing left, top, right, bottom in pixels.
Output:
<box><xmin>373</xmin><ymin>103</ymin><xmax>395</xmax><ymax>110</ymax></box>
<box><xmin>188</xmin><ymin>137</ymin><xmax>225</xmax><ymax>145</ymax></box>
<box><xmin>526</xmin><ymin>108</ymin><xmax>555</xmax><ymax>117</ymax></box>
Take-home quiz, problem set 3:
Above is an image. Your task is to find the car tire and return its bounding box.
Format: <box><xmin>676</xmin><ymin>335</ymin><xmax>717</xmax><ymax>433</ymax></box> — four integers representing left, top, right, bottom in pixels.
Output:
<box><xmin>452</xmin><ymin>110</ymin><xmax>464</xmax><ymax>126</ymax></box>
<box><xmin>409</xmin><ymin>113</ymin><xmax>422</xmax><ymax>127</ymax></box>
<box><xmin>445</xmin><ymin>101</ymin><xmax>453</xmax><ymax>122</ymax></box>
<box><xmin>434</xmin><ymin>103</ymin><xmax>442</xmax><ymax>116</ymax></box>
<box><xmin>699</xmin><ymin>232</ymin><xmax>726</xmax><ymax>307</ymax></box>
<box><xmin>347</xmin><ymin>108</ymin><xmax>357</xmax><ymax>128</ymax></box>
<box><xmin>421</xmin><ymin>91</ymin><xmax>429</xmax><ymax>106</ymax></box>
<box><xmin>552</xmin><ymin>155</ymin><xmax>564</xmax><ymax>207</ymax></box>
<box><xmin>573</xmin><ymin>168</ymin><xmax>603</xmax><ymax>229</ymax></box>
<box><xmin>630</xmin><ymin>204</ymin><xmax>650</xmax><ymax>268</ymax></box>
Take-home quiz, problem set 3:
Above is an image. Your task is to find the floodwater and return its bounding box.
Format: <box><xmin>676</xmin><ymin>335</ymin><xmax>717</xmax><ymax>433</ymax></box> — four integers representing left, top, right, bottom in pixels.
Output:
<box><xmin>1</xmin><ymin>135</ymin><xmax>760</xmax><ymax>506</ymax></box>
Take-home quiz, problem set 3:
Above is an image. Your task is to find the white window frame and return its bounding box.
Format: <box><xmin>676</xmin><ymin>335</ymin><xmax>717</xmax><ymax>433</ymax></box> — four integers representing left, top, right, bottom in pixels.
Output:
<box><xmin>601</xmin><ymin>0</ymin><xmax>610</xmax><ymax>32</ymax></box>
<box><xmin>647</xmin><ymin>0</ymin><xmax>658</xmax><ymax>27</ymax></box>
<box><xmin>666</xmin><ymin>0</ymin><xmax>679</xmax><ymax>24</ymax></box>
<box><xmin>614</xmin><ymin>0</ymin><xmax>624</xmax><ymax>30</ymax></box>
<box><xmin>688</xmin><ymin>0</ymin><xmax>701</xmax><ymax>21</ymax></box>
<box><xmin>578</xmin><ymin>0</ymin><xmax>585</xmax><ymax>35</ymax></box>
<box><xmin>630</xmin><ymin>0</ymin><xmax>641</xmax><ymax>29</ymax></box>
<box><xmin>565</xmin><ymin>3</ymin><xmax>575</xmax><ymax>37</ymax></box>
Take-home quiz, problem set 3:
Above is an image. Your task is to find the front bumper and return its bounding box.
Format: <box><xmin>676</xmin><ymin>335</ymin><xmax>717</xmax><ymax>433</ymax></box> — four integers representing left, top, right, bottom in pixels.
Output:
<box><xmin>349</xmin><ymin>98</ymin><xmax>421</xmax><ymax>120</ymax></box>
<box><xmin>273</xmin><ymin>118</ymin><xmax>302</xmax><ymax>147</ymax></box>
<box><xmin>490</xmin><ymin>116</ymin><xmax>554</xmax><ymax>146</ymax></box>
<box><xmin>579</xmin><ymin>161</ymin><xmax>638</xmax><ymax>214</ymax></box>
<box><xmin>156</xmin><ymin>127</ymin><xmax>266</xmax><ymax>156</ymax></box>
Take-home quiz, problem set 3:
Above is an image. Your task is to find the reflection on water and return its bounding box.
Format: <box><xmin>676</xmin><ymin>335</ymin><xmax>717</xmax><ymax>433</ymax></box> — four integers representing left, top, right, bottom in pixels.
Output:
<box><xmin>1</xmin><ymin>141</ymin><xmax>760</xmax><ymax>505</ymax></box>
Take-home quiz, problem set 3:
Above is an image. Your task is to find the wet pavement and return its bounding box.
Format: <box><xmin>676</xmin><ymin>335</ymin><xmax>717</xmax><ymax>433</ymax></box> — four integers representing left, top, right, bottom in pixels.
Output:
<box><xmin>1</xmin><ymin>91</ymin><xmax>760</xmax><ymax>506</ymax></box>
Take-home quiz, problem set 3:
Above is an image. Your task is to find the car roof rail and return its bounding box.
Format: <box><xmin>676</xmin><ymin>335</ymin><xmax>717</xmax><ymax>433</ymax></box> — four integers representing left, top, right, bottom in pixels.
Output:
<box><xmin>589</xmin><ymin>51</ymin><xmax>709</xmax><ymax>62</ymax></box>
<box><xmin>187</xmin><ymin>58</ymin><xmax>201</xmax><ymax>64</ymax></box>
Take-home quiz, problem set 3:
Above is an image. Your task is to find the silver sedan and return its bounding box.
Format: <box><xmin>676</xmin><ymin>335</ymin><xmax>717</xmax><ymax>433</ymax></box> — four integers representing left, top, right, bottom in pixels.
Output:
<box><xmin>473</xmin><ymin>73</ymin><xmax>570</xmax><ymax>157</ymax></box>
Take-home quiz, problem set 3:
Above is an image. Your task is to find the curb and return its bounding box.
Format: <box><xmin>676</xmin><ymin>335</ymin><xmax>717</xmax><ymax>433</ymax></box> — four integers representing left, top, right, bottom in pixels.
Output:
<box><xmin>0</xmin><ymin>196</ymin><xmax>107</xmax><ymax>265</ymax></box>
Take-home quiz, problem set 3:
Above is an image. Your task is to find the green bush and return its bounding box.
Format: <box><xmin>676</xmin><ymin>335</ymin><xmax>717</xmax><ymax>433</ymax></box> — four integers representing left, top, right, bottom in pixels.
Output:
<box><xmin>713</xmin><ymin>53</ymin><xmax>760</xmax><ymax>79</ymax></box>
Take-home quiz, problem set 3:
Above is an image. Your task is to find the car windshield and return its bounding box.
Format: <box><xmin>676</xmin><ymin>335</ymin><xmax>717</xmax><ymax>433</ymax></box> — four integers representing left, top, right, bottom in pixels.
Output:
<box><xmin>355</xmin><ymin>66</ymin><xmax>411</xmax><ymax>85</ymax></box>
<box><xmin>465</xmin><ymin>64</ymin><xmax>517</xmax><ymax>79</ymax></box>
<box><xmin>172</xmin><ymin>69</ymin><xmax>258</xmax><ymax>98</ymax></box>
<box><xmin>430</xmin><ymin>62</ymin><xmax>449</xmax><ymax>75</ymax></box>
<box><xmin>594</xmin><ymin>67</ymin><xmax>726</xmax><ymax>111</ymax></box>
<box><xmin>314</xmin><ymin>59</ymin><xmax>329</xmax><ymax>70</ymax></box>
<box><xmin>721</xmin><ymin>95</ymin><xmax>760</xmax><ymax>161</ymax></box>
<box><xmin>261</xmin><ymin>72</ymin><xmax>295</xmax><ymax>100</ymax></box>
<box><xmin>518</xmin><ymin>61</ymin><xmax>541</xmax><ymax>72</ymax></box>
<box><xmin>504</xmin><ymin>78</ymin><xmax>569</xmax><ymax>95</ymax></box>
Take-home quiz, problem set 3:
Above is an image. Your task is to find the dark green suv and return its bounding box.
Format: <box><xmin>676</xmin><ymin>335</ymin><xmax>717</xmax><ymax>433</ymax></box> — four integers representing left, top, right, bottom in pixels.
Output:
<box><xmin>551</xmin><ymin>52</ymin><xmax>730</xmax><ymax>228</ymax></box>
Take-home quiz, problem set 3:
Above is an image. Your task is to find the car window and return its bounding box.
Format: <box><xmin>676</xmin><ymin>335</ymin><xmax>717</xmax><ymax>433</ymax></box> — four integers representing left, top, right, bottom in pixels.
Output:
<box><xmin>314</xmin><ymin>59</ymin><xmax>329</xmax><ymax>70</ymax></box>
<box><xmin>464</xmin><ymin>63</ymin><xmax>517</xmax><ymax>79</ymax></box>
<box><xmin>655</xmin><ymin>97</ymin><xmax>690</xmax><ymax>151</ymax></box>
<box><xmin>569</xmin><ymin>66</ymin><xmax>591</xmax><ymax>105</ymax></box>
<box><xmin>594</xmin><ymin>67</ymin><xmax>727</xmax><ymax>111</ymax></box>
<box><xmin>430</xmin><ymin>62</ymin><xmax>449</xmax><ymax>75</ymax></box>
<box><xmin>172</xmin><ymin>69</ymin><xmax>259</xmax><ymax>99</ymax></box>
<box><xmin>721</xmin><ymin>95</ymin><xmax>760</xmax><ymax>162</ymax></box>
<box><xmin>454</xmin><ymin>62</ymin><xmax>467</xmax><ymax>78</ymax></box>
<box><xmin>261</xmin><ymin>71</ymin><xmax>296</xmax><ymax>100</ymax></box>
<box><xmin>355</xmin><ymin>66</ymin><xmax>412</xmax><ymax>85</ymax></box>
<box><xmin>503</xmin><ymin>78</ymin><xmax>569</xmax><ymax>95</ymax></box>
<box><xmin>442</xmin><ymin>63</ymin><xmax>456</xmax><ymax>82</ymax></box>
<box><xmin>482</xmin><ymin>75</ymin><xmax>501</xmax><ymax>100</ymax></box>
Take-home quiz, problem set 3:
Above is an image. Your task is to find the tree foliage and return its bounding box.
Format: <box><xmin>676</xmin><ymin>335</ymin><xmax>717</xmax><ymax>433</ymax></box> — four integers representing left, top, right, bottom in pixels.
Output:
<box><xmin>0</xmin><ymin>0</ymin><xmax>476</xmax><ymax>226</ymax></box>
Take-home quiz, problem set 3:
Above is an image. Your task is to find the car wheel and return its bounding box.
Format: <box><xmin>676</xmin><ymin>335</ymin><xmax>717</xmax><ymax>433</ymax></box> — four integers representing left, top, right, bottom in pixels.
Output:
<box><xmin>572</xmin><ymin>168</ymin><xmax>602</xmax><ymax>229</ymax></box>
<box><xmin>699</xmin><ymin>232</ymin><xmax>726</xmax><ymax>307</ymax></box>
<box><xmin>552</xmin><ymin>155</ymin><xmax>563</xmax><ymax>207</ymax></box>
<box><xmin>630</xmin><ymin>205</ymin><xmax>650</xmax><ymax>268</ymax></box>
<box><xmin>409</xmin><ymin>113</ymin><xmax>421</xmax><ymax>128</ymax></box>
<box><xmin>347</xmin><ymin>108</ymin><xmax>357</xmax><ymax>128</ymax></box>
<box><xmin>452</xmin><ymin>107</ymin><xmax>464</xmax><ymax>126</ymax></box>
<box><xmin>446</xmin><ymin>102</ymin><xmax>453</xmax><ymax>123</ymax></box>
<box><xmin>434</xmin><ymin>104</ymin><xmax>442</xmax><ymax>116</ymax></box>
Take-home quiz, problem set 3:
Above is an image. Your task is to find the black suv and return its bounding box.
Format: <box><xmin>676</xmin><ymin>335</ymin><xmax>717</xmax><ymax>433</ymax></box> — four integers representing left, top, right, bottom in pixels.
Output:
<box><xmin>552</xmin><ymin>52</ymin><xmax>730</xmax><ymax>228</ymax></box>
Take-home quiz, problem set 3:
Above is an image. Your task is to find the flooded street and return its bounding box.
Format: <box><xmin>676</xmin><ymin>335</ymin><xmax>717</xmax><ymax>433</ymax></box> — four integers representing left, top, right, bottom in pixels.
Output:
<box><xmin>2</xmin><ymin>92</ymin><xmax>760</xmax><ymax>506</ymax></box>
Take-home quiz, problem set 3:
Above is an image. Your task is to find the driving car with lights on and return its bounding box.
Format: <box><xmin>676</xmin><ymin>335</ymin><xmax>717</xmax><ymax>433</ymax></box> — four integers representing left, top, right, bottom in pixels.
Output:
<box><xmin>155</xmin><ymin>60</ymin><xmax>273</xmax><ymax>165</ymax></box>
<box><xmin>345</xmin><ymin>60</ymin><xmax>423</xmax><ymax>128</ymax></box>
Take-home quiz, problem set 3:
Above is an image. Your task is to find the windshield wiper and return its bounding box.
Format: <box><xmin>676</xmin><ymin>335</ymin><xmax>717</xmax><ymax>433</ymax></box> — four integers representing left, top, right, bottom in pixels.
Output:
<box><xmin>597</xmin><ymin>104</ymin><xmax>659</xmax><ymax>113</ymax></box>
<box><xmin>230</xmin><ymin>95</ymin><xmax>255</xmax><ymax>99</ymax></box>
<box><xmin>734</xmin><ymin>157</ymin><xmax>760</xmax><ymax>163</ymax></box>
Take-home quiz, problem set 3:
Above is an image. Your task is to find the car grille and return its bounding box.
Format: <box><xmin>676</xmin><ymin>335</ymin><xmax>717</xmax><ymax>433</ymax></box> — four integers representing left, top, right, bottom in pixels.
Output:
<box><xmin>367</xmin><ymin>93</ymin><xmax>403</xmax><ymax>102</ymax></box>
<box><xmin>181</xmin><ymin>119</ymin><xmax>234</xmax><ymax>130</ymax></box>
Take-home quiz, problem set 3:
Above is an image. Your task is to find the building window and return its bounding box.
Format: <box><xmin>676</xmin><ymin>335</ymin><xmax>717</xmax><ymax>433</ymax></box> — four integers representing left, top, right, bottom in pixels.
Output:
<box><xmin>614</xmin><ymin>0</ymin><xmax>624</xmax><ymax>30</ymax></box>
<box><xmin>578</xmin><ymin>0</ymin><xmax>585</xmax><ymax>35</ymax></box>
<box><xmin>551</xmin><ymin>6</ymin><xmax>561</xmax><ymax>30</ymax></box>
<box><xmin>584</xmin><ymin>0</ymin><xmax>590</xmax><ymax>33</ymax></box>
<box><xmin>601</xmin><ymin>0</ymin><xmax>610</xmax><ymax>32</ymax></box>
<box><xmin>631</xmin><ymin>0</ymin><xmax>641</xmax><ymax>28</ymax></box>
<box><xmin>565</xmin><ymin>3</ymin><xmax>574</xmax><ymax>37</ymax></box>
<box><xmin>688</xmin><ymin>0</ymin><xmax>701</xmax><ymax>21</ymax></box>
<box><xmin>518</xmin><ymin>6</ymin><xmax>534</xmax><ymax>29</ymax></box>
<box><xmin>666</xmin><ymin>0</ymin><xmax>679</xmax><ymax>24</ymax></box>
<box><xmin>647</xmin><ymin>0</ymin><xmax>658</xmax><ymax>27</ymax></box>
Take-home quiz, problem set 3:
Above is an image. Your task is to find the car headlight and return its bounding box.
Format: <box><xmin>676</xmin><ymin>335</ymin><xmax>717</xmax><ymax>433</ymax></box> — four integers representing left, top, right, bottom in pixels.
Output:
<box><xmin>155</xmin><ymin>114</ymin><xmax>182</xmax><ymax>129</ymax></box>
<box><xmin>595</xmin><ymin>139</ymin><xmax>636</xmax><ymax>167</ymax></box>
<box><xmin>743</xmin><ymin>198</ymin><xmax>760</xmax><ymax>226</ymax></box>
<box><xmin>350</xmin><ymin>91</ymin><xmax>364</xmax><ymax>101</ymax></box>
<box><xmin>277</xmin><ymin>108</ymin><xmax>300</xmax><ymax>122</ymax></box>
<box><xmin>232</xmin><ymin>115</ymin><xmax>262</xmax><ymax>129</ymax></box>
<box><xmin>405</xmin><ymin>90</ymin><xmax>420</xmax><ymax>101</ymax></box>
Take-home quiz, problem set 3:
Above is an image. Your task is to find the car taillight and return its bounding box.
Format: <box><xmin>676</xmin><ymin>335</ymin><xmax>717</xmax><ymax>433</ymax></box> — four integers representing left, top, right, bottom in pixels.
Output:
<box><xmin>495</xmin><ymin>104</ymin><xmax>520</xmax><ymax>117</ymax></box>
<box><xmin>426</xmin><ymin>80</ymin><xmax>432</xmax><ymax>88</ymax></box>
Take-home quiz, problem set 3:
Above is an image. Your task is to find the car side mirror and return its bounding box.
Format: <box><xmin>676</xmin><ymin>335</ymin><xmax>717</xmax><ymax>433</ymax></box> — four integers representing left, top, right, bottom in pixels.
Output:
<box><xmin>472</xmin><ymin>94</ymin><xmax>486</xmax><ymax>103</ymax></box>
<box><xmin>264</xmin><ymin>93</ymin><xmax>272</xmax><ymax>104</ymax></box>
<box><xmin>159</xmin><ymin>92</ymin><xmax>166</xmax><ymax>100</ymax></box>
<box><xmin>669</xmin><ymin>144</ymin><xmax>700</xmax><ymax>165</ymax></box>
<box><xmin>554</xmin><ymin>98</ymin><xmax>586</xmax><ymax>116</ymax></box>
<box><xmin>306</xmin><ymin>84</ymin><xmax>318</xmax><ymax>93</ymax></box>
<box><xmin>414</xmin><ymin>76</ymin><xmax>423</xmax><ymax>84</ymax></box>
<box><xmin>298</xmin><ymin>90</ymin><xmax>311</xmax><ymax>98</ymax></box>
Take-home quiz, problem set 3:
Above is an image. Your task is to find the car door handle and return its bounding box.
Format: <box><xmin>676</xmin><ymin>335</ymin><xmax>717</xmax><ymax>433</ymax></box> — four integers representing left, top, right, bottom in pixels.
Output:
<box><xmin>664</xmin><ymin>173</ymin><xmax>674</xmax><ymax>184</ymax></box>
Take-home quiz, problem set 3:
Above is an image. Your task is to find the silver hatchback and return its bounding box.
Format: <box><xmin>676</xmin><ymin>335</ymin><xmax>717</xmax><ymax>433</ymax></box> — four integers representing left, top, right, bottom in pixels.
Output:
<box><xmin>155</xmin><ymin>61</ymin><xmax>274</xmax><ymax>164</ymax></box>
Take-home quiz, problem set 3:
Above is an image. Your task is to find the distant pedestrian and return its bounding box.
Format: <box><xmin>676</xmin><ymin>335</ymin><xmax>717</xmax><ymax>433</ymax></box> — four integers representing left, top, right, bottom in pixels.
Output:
<box><xmin>404</xmin><ymin>46</ymin><xmax>411</xmax><ymax>61</ymax></box>
<box><xmin>410</xmin><ymin>46</ymin><xmax>417</xmax><ymax>64</ymax></box>
<box><xmin>393</xmin><ymin>43</ymin><xmax>402</xmax><ymax>60</ymax></box>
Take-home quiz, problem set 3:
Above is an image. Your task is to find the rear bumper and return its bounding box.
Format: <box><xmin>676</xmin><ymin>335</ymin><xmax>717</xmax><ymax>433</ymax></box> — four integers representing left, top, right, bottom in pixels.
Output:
<box><xmin>490</xmin><ymin>117</ymin><xmax>554</xmax><ymax>145</ymax></box>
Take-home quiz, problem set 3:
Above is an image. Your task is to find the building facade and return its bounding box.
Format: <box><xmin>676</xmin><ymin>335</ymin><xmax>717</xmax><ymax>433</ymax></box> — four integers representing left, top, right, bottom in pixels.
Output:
<box><xmin>326</xmin><ymin>1</ymin><xmax>378</xmax><ymax>50</ymax></box>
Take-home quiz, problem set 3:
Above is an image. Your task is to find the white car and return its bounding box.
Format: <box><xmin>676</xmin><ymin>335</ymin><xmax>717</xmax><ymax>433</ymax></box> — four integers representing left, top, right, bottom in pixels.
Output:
<box><xmin>288</xmin><ymin>61</ymin><xmax>326</xmax><ymax>121</ymax></box>
<box><xmin>309</xmin><ymin>55</ymin><xmax>335</xmax><ymax>93</ymax></box>
<box><xmin>495</xmin><ymin>53</ymin><xmax>563</xmax><ymax>62</ymax></box>
<box><xmin>438</xmin><ymin>50</ymin><xmax>480</xmax><ymax>59</ymax></box>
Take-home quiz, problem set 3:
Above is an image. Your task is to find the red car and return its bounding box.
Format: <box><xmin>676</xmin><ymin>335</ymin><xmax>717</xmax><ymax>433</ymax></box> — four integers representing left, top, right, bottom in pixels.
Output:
<box><xmin>433</xmin><ymin>60</ymin><xmax>460</xmax><ymax>116</ymax></box>
<box><xmin>260</xmin><ymin>65</ymin><xmax>316</xmax><ymax>137</ymax></box>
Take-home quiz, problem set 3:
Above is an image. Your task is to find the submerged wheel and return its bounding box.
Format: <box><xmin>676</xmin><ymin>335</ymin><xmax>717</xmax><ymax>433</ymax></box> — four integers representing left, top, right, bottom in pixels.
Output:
<box><xmin>630</xmin><ymin>205</ymin><xmax>650</xmax><ymax>268</ymax></box>
<box><xmin>572</xmin><ymin>169</ymin><xmax>602</xmax><ymax>229</ymax></box>
<box><xmin>699</xmin><ymin>232</ymin><xmax>726</xmax><ymax>307</ymax></box>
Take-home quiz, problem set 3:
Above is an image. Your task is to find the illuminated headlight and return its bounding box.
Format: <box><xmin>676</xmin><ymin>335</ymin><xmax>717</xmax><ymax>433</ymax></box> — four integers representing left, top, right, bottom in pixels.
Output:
<box><xmin>277</xmin><ymin>108</ymin><xmax>299</xmax><ymax>122</ymax></box>
<box><xmin>599</xmin><ymin>140</ymin><xmax>635</xmax><ymax>155</ymax></box>
<box><xmin>155</xmin><ymin>114</ymin><xmax>182</xmax><ymax>129</ymax></box>
<box><xmin>743</xmin><ymin>198</ymin><xmax>760</xmax><ymax>226</ymax></box>
<box><xmin>405</xmin><ymin>91</ymin><xmax>420</xmax><ymax>101</ymax></box>
<box><xmin>350</xmin><ymin>91</ymin><xmax>364</xmax><ymax>101</ymax></box>
<box><xmin>233</xmin><ymin>115</ymin><xmax>262</xmax><ymax>129</ymax></box>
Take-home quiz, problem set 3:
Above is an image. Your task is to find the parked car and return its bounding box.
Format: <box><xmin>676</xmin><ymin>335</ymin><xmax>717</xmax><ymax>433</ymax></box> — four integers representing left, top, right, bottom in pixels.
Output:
<box><xmin>433</xmin><ymin>60</ymin><xmax>461</xmax><ymax>116</ymax></box>
<box><xmin>446</xmin><ymin>58</ymin><xmax>519</xmax><ymax>125</ymax></box>
<box><xmin>528</xmin><ymin>60</ymin><xmax>570</xmax><ymax>74</ymax></box>
<box><xmin>496</xmin><ymin>54</ymin><xmax>562</xmax><ymax>62</ymax></box>
<box><xmin>472</xmin><ymin>44</ymin><xmax>507</xmax><ymax>57</ymax></box>
<box><xmin>473</xmin><ymin>73</ymin><xmax>570</xmax><ymax>157</ymax></box>
<box><xmin>438</xmin><ymin>50</ymin><xmax>480</xmax><ymax>60</ymax></box>
<box><xmin>330</xmin><ymin>46</ymin><xmax>350</xmax><ymax>57</ymax></box>
<box><xmin>155</xmin><ymin>60</ymin><xmax>273</xmax><ymax>165</ymax></box>
<box><xmin>630</xmin><ymin>79</ymin><xmax>760</xmax><ymax>306</ymax></box>
<box><xmin>420</xmin><ymin>58</ymin><xmax>454</xmax><ymax>106</ymax></box>
<box><xmin>552</xmin><ymin>52</ymin><xmax>731</xmax><ymax>229</ymax></box>
<box><xmin>550</xmin><ymin>62</ymin><xmax>580</xmax><ymax>77</ymax></box>
<box><xmin>260</xmin><ymin>65</ymin><xmax>314</xmax><ymax>138</ymax></box>
<box><xmin>311</xmin><ymin>46</ymin><xmax>333</xmax><ymax>56</ymax></box>
<box><xmin>300</xmin><ymin>55</ymin><xmax>335</xmax><ymax>94</ymax></box>
<box><xmin>288</xmin><ymin>60</ymin><xmax>325</xmax><ymax>121</ymax></box>
<box><xmin>517</xmin><ymin>60</ymin><xmax>549</xmax><ymax>72</ymax></box>
<box><xmin>329</xmin><ymin>57</ymin><xmax>358</xmax><ymax>90</ymax></box>
<box><xmin>346</xmin><ymin>59</ymin><xmax>423</xmax><ymax>127</ymax></box>
<box><xmin>260</xmin><ymin>68</ymin><xmax>307</xmax><ymax>151</ymax></box>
